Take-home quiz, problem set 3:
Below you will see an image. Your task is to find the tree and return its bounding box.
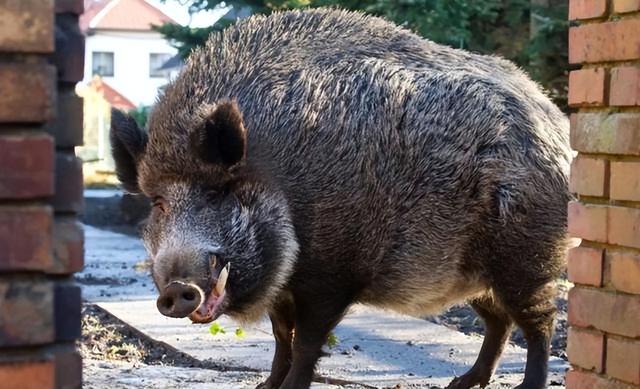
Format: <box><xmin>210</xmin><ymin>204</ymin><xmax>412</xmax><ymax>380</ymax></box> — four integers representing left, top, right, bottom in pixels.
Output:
<box><xmin>128</xmin><ymin>105</ymin><xmax>152</xmax><ymax>129</ymax></box>
<box><xmin>156</xmin><ymin>0</ymin><xmax>569</xmax><ymax>110</ymax></box>
<box><xmin>154</xmin><ymin>0</ymin><xmax>311</xmax><ymax>57</ymax></box>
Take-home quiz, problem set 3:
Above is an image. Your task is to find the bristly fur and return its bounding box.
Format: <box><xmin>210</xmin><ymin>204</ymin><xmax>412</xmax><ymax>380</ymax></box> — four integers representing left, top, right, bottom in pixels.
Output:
<box><xmin>110</xmin><ymin>109</ymin><xmax>148</xmax><ymax>193</ymax></box>
<box><xmin>112</xmin><ymin>9</ymin><xmax>571</xmax><ymax>389</ymax></box>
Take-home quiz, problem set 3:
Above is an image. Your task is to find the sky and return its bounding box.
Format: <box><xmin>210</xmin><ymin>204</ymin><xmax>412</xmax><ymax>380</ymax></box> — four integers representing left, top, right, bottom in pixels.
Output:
<box><xmin>147</xmin><ymin>0</ymin><xmax>230</xmax><ymax>27</ymax></box>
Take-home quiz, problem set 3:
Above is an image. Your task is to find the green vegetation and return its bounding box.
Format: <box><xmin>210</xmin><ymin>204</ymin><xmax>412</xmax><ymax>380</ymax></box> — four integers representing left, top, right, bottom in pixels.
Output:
<box><xmin>128</xmin><ymin>105</ymin><xmax>151</xmax><ymax>129</ymax></box>
<box><xmin>156</xmin><ymin>0</ymin><xmax>568</xmax><ymax>110</ymax></box>
<box><xmin>206</xmin><ymin>322</ymin><xmax>335</xmax><ymax>348</ymax></box>
<box><xmin>326</xmin><ymin>332</ymin><xmax>339</xmax><ymax>348</ymax></box>
<box><xmin>208</xmin><ymin>322</ymin><xmax>247</xmax><ymax>338</ymax></box>
<box><xmin>209</xmin><ymin>322</ymin><xmax>227</xmax><ymax>335</ymax></box>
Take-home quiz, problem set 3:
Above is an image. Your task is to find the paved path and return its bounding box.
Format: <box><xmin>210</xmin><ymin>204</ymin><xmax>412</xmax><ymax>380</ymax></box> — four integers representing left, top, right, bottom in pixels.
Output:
<box><xmin>79</xmin><ymin>225</ymin><xmax>567</xmax><ymax>388</ymax></box>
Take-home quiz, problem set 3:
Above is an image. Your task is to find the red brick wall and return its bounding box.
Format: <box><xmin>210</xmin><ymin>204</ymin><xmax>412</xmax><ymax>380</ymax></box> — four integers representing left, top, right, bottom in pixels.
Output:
<box><xmin>0</xmin><ymin>1</ymin><xmax>85</xmax><ymax>388</ymax></box>
<box><xmin>567</xmin><ymin>0</ymin><xmax>640</xmax><ymax>387</ymax></box>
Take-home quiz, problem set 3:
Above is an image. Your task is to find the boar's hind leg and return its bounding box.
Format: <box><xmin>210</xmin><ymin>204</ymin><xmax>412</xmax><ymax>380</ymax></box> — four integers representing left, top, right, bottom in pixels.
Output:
<box><xmin>446</xmin><ymin>297</ymin><xmax>513</xmax><ymax>389</ymax></box>
<box><xmin>498</xmin><ymin>281</ymin><xmax>557</xmax><ymax>389</ymax></box>
<box><xmin>507</xmin><ymin>285</ymin><xmax>555</xmax><ymax>389</ymax></box>
<box><xmin>257</xmin><ymin>298</ymin><xmax>296</xmax><ymax>389</ymax></box>
<box><xmin>278</xmin><ymin>297</ymin><xmax>350</xmax><ymax>389</ymax></box>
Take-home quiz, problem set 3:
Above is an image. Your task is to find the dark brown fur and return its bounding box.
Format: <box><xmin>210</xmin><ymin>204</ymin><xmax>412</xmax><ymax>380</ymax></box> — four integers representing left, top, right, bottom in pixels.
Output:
<box><xmin>111</xmin><ymin>9</ymin><xmax>571</xmax><ymax>389</ymax></box>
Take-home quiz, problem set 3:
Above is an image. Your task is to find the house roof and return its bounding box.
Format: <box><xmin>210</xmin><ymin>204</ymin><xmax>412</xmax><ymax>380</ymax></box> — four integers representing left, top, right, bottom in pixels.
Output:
<box><xmin>90</xmin><ymin>77</ymin><xmax>136</xmax><ymax>110</ymax></box>
<box><xmin>80</xmin><ymin>0</ymin><xmax>177</xmax><ymax>32</ymax></box>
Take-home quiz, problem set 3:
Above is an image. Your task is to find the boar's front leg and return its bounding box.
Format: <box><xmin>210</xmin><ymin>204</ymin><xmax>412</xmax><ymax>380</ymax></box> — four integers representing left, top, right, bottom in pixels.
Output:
<box><xmin>257</xmin><ymin>297</ymin><xmax>296</xmax><ymax>389</ymax></box>
<box><xmin>278</xmin><ymin>294</ymin><xmax>351</xmax><ymax>389</ymax></box>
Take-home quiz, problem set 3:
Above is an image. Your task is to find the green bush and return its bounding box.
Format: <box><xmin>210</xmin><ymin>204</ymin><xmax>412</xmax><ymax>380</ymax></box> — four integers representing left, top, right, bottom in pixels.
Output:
<box><xmin>128</xmin><ymin>105</ymin><xmax>151</xmax><ymax>129</ymax></box>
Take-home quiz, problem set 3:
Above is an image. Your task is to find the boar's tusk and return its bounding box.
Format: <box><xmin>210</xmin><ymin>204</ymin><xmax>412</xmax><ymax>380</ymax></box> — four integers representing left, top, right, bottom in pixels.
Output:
<box><xmin>215</xmin><ymin>263</ymin><xmax>230</xmax><ymax>296</ymax></box>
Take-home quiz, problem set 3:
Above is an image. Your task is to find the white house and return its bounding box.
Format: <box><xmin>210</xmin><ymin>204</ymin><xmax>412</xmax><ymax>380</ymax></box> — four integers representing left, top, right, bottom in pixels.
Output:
<box><xmin>80</xmin><ymin>0</ymin><xmax>179</xmax><ymax>107</ymax></box>
<box><xmin>77</xmin><ymin>0</ymin><xmax>180</xmax><ymax>175</ymax></box>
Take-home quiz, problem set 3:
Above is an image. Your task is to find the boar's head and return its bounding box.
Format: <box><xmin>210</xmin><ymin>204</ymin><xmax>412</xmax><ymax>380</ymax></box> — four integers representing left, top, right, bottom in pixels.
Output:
<box><xmin>110</xmin><ymin>101</ymin><xmax>298</xmax><ymax>324</ymax></box>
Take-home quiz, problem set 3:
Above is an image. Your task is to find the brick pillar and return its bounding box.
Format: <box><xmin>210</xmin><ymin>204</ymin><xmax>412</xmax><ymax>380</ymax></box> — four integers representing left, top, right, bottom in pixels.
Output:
<box><xmin>567</xmin><ymin>1</ymin><xmax>640</xmax><ymax>388</ymax></box>
<box><xmin>0</xmin><ymin>1</ymin><xmax>84</xmax><ymax>388</ymax></box>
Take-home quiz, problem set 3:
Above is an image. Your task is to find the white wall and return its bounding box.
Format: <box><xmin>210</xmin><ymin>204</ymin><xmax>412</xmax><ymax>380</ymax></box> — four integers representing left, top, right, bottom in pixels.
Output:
<box><xmin>83</xmin><ymin>30</ymin><xmax>178</xmax><ymax>107</ymax></box>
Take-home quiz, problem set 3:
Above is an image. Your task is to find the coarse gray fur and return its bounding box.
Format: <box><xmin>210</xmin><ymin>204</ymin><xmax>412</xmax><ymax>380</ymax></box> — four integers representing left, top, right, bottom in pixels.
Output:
<box><xmin>111</xmin><ymin>8</ymin><xmax>571</xmax><ymax>389</ymax></box>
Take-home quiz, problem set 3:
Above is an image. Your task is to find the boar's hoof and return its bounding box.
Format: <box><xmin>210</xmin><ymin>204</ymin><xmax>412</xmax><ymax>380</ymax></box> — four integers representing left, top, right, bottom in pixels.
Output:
<box><xmin>255</xmin><ymin>378</ymin><xmax>278</xmax><ymax>389</ymax></box>
<box><xmin>157</xmin><ymin>281</ymin><xmax>202</xmax><ymax>318</ymax></box>
<box><xmin>446</xmin><ymin>370</ymin><xmax>491</xmax><ymax>389</ymax></box>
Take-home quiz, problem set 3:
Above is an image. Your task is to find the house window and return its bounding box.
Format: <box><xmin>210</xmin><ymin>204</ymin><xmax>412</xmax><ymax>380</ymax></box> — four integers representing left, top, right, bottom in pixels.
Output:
<box><xmin>92</xmin><ymin>51</ymin><xmax>114</xmax><ymax>77</ymax></box>
<box><xmin>149</xmin><ymin>53</ymin><xmax>172</xmax><ymax>78</ymax></box>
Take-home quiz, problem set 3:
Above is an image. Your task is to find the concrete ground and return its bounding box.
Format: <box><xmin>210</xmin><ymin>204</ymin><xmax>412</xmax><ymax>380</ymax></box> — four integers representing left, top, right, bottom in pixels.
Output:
<box><xmin>79</xmin><ymin>224</ymin><xmax>568</xmax><ymax>388</ymax></box>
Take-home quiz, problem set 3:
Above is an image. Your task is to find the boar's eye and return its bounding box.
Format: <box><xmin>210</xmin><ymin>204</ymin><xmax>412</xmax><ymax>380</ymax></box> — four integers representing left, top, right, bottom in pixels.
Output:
<box><xmin>152</xmin><ymin>196</ymin><xmax>167</xmax><ymax>213</ymax></box>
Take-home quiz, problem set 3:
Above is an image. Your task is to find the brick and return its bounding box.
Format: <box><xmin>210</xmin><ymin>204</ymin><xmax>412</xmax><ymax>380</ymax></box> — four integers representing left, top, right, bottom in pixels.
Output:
<box><xmin>607</xmin><ymin>337</ymin><xmax>640</xmax><ymax>385</ymax></box>
<box><xmin>55</xmin><ymin>0</ymin><xmax>84</xmax><ymax>14</ymax></box>
<box><xmin>53</xmin><ymin>13</ymin><xmax>85</xmax><ymax>83</ymax></box>
<box><xmin>569</xmin><ymin>68</ymin><xmax>607</xmax><ymax>106</ymax></box>
<box><xmin>54</xmin><ymin>283</ymin><xmax>81</xmax><ymax>341</ymax></box>
<box><xmin>567</xmin><ymin>327</ymin><xmax>604</xmax><ymax>371</ymax></box>
<box><xmin>569</xmin><ymin>0</ymin><xmax>608</xmax><ymax>19</ymax></box>
<box><xmin>0</xmin><ymin>63</ymin><xmax>55</xmax><ymax>123</ymax></box>
<box><xmin>608</xmin><ymin>206</ymin><xmax>640</xmax><ymax>249</ymax></box>
<box><xmin>610</xmin><ymin>251</ymin><xmax>640</xmax><ymax>294</ymax></box>
<box><xmin>567</xmin><ymin>369</ymin><xmax>638</xmax><ymax>389</ymax></box>
<box><xmin>614</xmin><ymin>0</ymin><xmax>640</xmax><ymax>13</ymax></box>
<box><xmin>0</xmin><ymin>361</ymin><xmax>54</xmax><ymax>389</ymax></box>
<box><xmin>45</xmin><ymin>88</ymin><xmax>83</xmax><ymax>148</ymax></box>
<box><xmin>570</xmin><ymin>156</ymin><xmax>607</xmax><ymax>196</ymax></box>
<box><xmin>569</xmin><ymin>19</ymin><xmax>640</xmax><ymax>63</ymax></box>
<box><xmin>54</xmin><ymin>348</ymin><xmax>82</xmax><ymax>389</ymax></box>
<box><xmin>568</xmin><ymin>286</ymin><xmax>640</xmax><ymax>337</ymax></box>
<box><xmin>571</xmin><ymin>113</ymin><xmax>640</xmax><ymax>156</ymax></box>
<box><xmin>610</xmin><ymin>161</ymin><xmax>640</xmax><ymax>201</ymax></box>
<box><xmin>568</xmin><ymin>246</ymin><xmax>603</xmax><ymax>286</ymax></box>
<box><xmin>51</xmin><ymin>218</ymin><xmax>84</xmax><ymax>274</ymax></box>
<box><xmin>0</xmin><ymin>206</ymin><xmax>53</xmax><ymax>272</ymax></box>
<box><xmin>0</xmin><ymin>0</ymin><xmax>54</xmax><ymax>53</ymax></box>
<box><xmin>568</xmin><ymin>201</ymin><xmax>608</xmax><ymax>242</ymax></box>
<box><xmin>0</xmin><ymin>281</ymin><xmax>54</xmax><ymax>346</ymax></box>
<box><xmin>610</xmin><ymin>67</ymin><xmax>640</xmax><ymax>107</ymax></box>
<box><xmin>0</xmin><ymin>133</ymin><xmax>54</xmax><ymax>199</ymax></box>
<box><xmin>51</xmin><ymin>153</ymin><xmax>84</xmax><ymax>214</ymax></box>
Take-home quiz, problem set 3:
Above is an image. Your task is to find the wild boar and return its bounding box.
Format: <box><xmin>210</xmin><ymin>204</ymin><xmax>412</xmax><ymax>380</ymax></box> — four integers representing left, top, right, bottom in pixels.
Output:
<box><xmin>110</xmin><ymin>8</ymin><xmax>571</xmax><ymax>389</ymax></box>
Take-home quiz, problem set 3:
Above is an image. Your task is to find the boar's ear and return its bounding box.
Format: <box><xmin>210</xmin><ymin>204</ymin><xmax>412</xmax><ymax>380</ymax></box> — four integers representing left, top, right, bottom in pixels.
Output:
<box><xmin>191</xmin><ymin>101</ymin><xmax>246</xmax><ymax>168</ymax></box>
<box><xmin>110</xmin><ymin>109</ymin><xmax>148</xmax><ymax>193</ymax></box>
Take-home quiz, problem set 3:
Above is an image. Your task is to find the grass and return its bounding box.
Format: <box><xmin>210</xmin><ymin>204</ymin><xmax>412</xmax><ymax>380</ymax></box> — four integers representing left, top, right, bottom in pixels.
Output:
<box><xmin>80</xmin><ymin>305</ymin><xmax>145</xmax><ymax>363</ymax></box>
<box><xmin>83</xmin><ymin>166</ymin><xmax>120</xmax><ymax>189</ymax></box>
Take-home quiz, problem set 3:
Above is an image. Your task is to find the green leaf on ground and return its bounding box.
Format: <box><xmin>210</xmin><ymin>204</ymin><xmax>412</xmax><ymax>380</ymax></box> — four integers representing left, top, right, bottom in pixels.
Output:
<box><xmin>326</xmin><ymin>332</ymin><xmax>339</xmax><ymax>348</ymax></box>
<box><xmin>209</xmin><ymin>322</ymin><xmax>226</xmax><ymax>336</ymax></box>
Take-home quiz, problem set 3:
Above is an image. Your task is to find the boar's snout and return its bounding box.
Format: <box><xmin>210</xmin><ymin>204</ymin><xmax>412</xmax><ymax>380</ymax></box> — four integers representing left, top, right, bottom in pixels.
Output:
<box><xmin>156</xmin><ymin>281</ymin><xmax>203</xmax><ymax>318</ymax></box>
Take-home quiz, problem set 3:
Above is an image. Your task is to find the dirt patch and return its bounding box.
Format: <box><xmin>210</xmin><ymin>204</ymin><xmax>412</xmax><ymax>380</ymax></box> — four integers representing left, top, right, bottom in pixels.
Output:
<box><xmin>80</xmin><ymin>303</ymin><xmax>246</xmax><ymax>370</ymax></box>
<box><xmin>429</xmin><ymin>280</ymin><xmax>570</xmax><ymax>360</ymax></box>
<box><xmin>77</xmin><ymin>274</ymin><xmax>140</xmax><ymax>286</ymax></box>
